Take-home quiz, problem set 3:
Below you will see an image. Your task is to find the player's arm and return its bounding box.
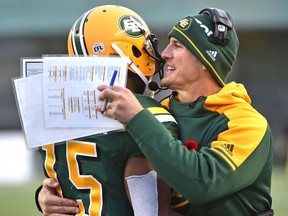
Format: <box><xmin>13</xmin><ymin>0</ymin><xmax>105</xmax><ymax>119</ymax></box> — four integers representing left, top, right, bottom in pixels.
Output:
<box><xmin>124</xmin><ymin>156</ymin><xmax>183</xmax><ymax>216</ymax></box>
<box><xmin>35</xmin><ymin>178</ymin><xmax>79</xmax><ymax>215</ymax></box>
<box><xmin>123</xmin><ymin>96</ymin><xmax>182</xmax><ymax>216</ymax></box>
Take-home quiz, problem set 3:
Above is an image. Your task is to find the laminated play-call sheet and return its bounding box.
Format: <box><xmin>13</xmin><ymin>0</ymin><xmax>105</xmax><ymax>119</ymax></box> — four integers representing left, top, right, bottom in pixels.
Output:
<box><xmin>42</xmin><ymin>56</ymin><xmax>128</xmax><ymax>127</ymax></box>
<box><xmin>13</xmin><ymin>56</ymin><xmax>128</xmax><ymax>149</ymax></box>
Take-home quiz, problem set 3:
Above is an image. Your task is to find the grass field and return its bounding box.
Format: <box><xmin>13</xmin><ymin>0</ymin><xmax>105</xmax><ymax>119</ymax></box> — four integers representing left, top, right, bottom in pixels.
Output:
<box><xmin>0</xmin><ymin>167</ymin><xmax>287</xmax><ymax>215</ymax></box>
<box><xmin>270</xmin><ymin>167</ymin><xmax>288</xmax><ymax>215</ymax></box>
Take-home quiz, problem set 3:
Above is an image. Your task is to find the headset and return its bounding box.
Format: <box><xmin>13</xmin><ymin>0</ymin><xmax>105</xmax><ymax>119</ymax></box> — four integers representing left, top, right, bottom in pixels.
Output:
<box><xmin>199</xmin><ymin>8</ymin><xmax>233</xmax><ymax>46</ymax></box>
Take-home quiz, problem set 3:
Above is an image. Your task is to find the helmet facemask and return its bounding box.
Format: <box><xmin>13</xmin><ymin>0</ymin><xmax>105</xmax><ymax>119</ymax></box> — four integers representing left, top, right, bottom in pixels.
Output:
<box><xmin>129</xmin><ymin>16</ymin><xmax>165</xmax><ymax>80</ymax></box>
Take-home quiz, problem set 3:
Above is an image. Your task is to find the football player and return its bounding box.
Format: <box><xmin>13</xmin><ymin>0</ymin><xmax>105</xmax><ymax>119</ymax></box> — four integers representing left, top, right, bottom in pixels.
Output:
<box><xmin>35</xmin><ymin>5</ymin><xmax>182</xmax><ymax>216</ymax></box>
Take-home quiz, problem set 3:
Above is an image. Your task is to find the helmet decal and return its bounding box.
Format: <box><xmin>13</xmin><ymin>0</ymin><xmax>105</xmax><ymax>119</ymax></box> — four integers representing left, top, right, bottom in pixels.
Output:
<box><xmin>92</xmin><ymin>42</ymin><xmax>105</xmax><ymax>54</ymax></box>
<box><xmin>118</xmin><ymin>15</ymin><xmax>144</xmax><ymax>38</ymax></box>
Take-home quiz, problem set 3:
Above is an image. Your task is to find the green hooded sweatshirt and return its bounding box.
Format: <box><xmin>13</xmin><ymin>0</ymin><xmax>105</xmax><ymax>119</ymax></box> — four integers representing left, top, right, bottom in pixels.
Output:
<box><xmin>126</xmin><ymin>82</ymin><xmax>273</xmax><ymax>216</ymax></box>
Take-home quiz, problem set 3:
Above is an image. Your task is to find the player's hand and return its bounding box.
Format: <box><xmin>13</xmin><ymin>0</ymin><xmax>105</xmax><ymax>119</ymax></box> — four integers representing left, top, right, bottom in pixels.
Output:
<box><xmin>97</xmin><ymin>85</ymin><xmax>143</xmax><ymax>124</ymax></box>
<box><xmin>39</xmin><ymin>178</ymin><xmax>80</xmax><ymax>216</ymax></box>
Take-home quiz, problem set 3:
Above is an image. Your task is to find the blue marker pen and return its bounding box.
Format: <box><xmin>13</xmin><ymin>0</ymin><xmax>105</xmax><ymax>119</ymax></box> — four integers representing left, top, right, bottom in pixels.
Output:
<box><xmin>100</xmin><ymin>69</ymin><xmax>118</xmax><ymax>114</ymax></box>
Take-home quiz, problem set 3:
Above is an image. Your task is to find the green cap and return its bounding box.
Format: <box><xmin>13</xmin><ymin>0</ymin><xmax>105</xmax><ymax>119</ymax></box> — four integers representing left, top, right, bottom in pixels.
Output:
<box><xmin>168</xmin><ymin>12</ymin><xmax>239</xmax><ymax>86</ymax></box>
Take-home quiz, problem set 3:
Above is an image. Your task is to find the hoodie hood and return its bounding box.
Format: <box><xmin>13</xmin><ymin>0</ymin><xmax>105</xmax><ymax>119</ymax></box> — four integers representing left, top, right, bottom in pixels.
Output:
<box><xmin>204</xmin><ymin>82</ymin><xmax>251</xmax><ymax>112</ymax></box>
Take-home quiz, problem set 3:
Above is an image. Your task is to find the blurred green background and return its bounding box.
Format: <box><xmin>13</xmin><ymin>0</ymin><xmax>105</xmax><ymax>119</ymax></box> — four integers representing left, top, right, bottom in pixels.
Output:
<box><xmin>1</xmin><ymin>0</ymin><xmax>288</xmax><ymax>215</ymax></box>
<box><xmin>1</xmin><ymin>168</ymin><xmax>287</xmax><ymax>215</ymax></box>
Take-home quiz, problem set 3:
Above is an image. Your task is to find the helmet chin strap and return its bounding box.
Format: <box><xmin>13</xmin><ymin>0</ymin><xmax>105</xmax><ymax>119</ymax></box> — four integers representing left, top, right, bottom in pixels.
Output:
<box><xmin>111</xmin><ymin>42</ymin><xmax>153</xmax><ymax>97</ymax></box>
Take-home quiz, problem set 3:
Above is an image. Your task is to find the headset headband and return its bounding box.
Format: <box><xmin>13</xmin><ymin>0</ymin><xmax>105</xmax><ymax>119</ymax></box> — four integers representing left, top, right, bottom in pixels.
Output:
<box><xmin>199</xmin><ymin>8</ymin><xmax>233</xmax><ymax>46</ymax></box>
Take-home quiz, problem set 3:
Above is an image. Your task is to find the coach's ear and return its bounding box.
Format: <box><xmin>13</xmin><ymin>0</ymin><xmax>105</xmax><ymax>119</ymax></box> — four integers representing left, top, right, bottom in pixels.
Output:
<box><xmin>202</xmin><ymin>65</ymin><xmax>207</xmax><ymax>71</ymax></box>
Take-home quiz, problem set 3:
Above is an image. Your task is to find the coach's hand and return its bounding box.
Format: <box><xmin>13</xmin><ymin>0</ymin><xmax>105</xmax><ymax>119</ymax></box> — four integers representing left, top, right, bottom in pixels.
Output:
<box><xmin>97</xmin><ymin>85</ymin><xmax>143</xmax><ymax>124</ymax></box>
<box><xmin>39</xmin><ymin>178</ymin><xmax>79</xmax><ymax>216</ymax></box>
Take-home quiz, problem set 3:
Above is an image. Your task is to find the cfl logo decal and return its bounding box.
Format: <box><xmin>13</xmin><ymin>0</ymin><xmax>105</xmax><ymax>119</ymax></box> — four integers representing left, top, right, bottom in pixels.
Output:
<box><xmin>118</xmin><ymin>15</ymin><xmax>143</xmax><ymax>38</ymax></box>
<box><xmin>194</xmin><ymin>18</ymin><xmax>213</xmax><ymax>37</ymax></box>
<box><xmin>92</xmin><ymin>42</ymin><xmax>105</xmax><ymax>54</ymax></box>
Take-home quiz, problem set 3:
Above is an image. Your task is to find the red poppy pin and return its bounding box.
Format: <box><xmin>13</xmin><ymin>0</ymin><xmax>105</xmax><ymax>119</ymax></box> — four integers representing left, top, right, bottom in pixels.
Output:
<box><xmin>184</xmin><ymin>140</ymin><xmax>199</xmax><ymax>152</ymax></box>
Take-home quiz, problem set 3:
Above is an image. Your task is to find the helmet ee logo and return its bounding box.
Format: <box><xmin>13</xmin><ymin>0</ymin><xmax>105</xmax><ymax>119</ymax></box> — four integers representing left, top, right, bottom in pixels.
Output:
<box><xmin>119</xmin><ymin>15</ymin><xmax>143</xmax><ymax>37</ymax></box>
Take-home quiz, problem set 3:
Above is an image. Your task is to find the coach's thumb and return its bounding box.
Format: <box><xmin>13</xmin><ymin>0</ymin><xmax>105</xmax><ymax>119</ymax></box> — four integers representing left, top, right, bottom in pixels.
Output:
<box><xmin>43</xmin><ymin>178</ymin><xmax>59</xmax><ymax>189</ymax></box>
